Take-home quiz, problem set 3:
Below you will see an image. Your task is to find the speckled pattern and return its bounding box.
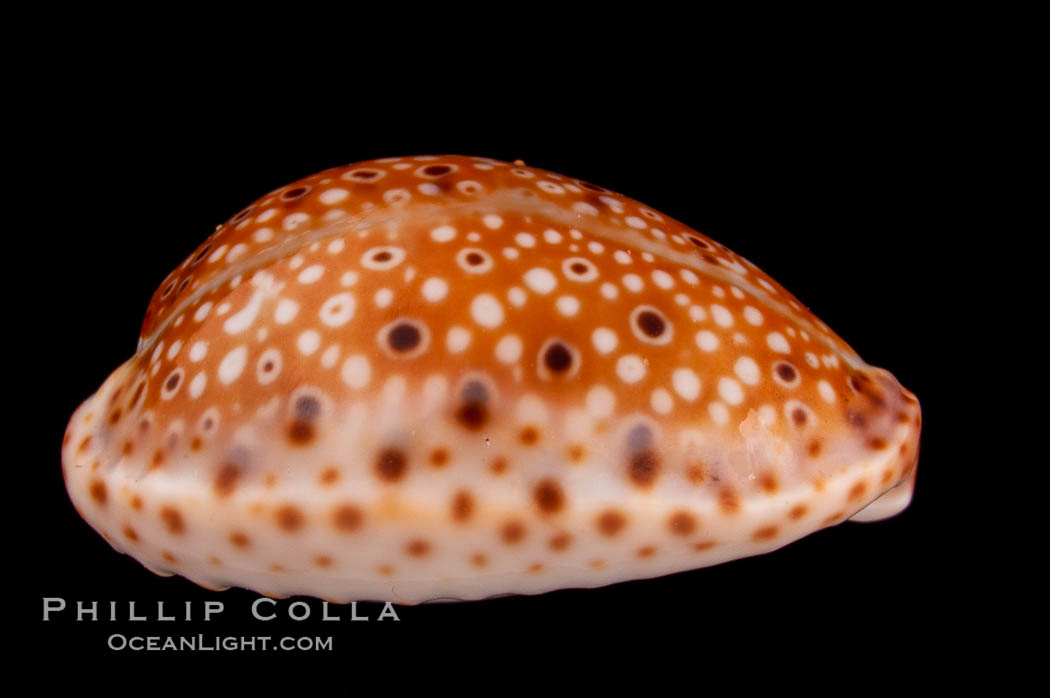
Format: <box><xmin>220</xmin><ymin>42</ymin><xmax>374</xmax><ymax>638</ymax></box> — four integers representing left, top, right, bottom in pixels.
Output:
<box><xmin>61</xmin><ymin>155</ymin><xmax>921</xmax><ymax>604</ymax></box>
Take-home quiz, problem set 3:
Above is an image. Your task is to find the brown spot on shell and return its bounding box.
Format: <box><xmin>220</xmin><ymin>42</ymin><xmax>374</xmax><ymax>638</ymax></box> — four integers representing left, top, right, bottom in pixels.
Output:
<box><xmin>130</xmin><ymin>495</ymin><xmax>142</xmax><ymax>511</ymax></box>
<box><xmin>807</xmin><ymin>440</ymin><xmax>822</xmax><ymax>458</ymax></box>
<box><xmin>375</xmin><ymin>448</ymin><xmax>407</xmax><ymax>482</ymax></box>
<box><xmin>471</xmin><ymin>553</ymin><xmax>488</xmax><ymax>568</ymax></box>
<box><xmin>123</xmin><ymin>525</ymin><xmax>138</xmax><ymax>542</ymax></box>
<box><xmin>160</xmin><ymin>506</ymin><xmax>184</xmax><ymax>535</ymax></box>
<box><xmin>533</xmin><ymin>479</ymin><xmax>565</xmax><ymax>514</ymax></box>
<box><xmin>489</xmin><ymin>456</ymin><xmax>509</xmax><ymax>475</ymax></box>
<box><xmin>719</xmin><ymin>487</ymin><xmax>740</xmax><ymax>514</ymax></box>
<box><xmin>757</xmin><ymin>472</ymin><xmax>779</xmax><ymax>494</ymax></box>
<box><xmin>668</xmin><ymin>511</ymin><xmax>697</xmax><ymax>536</ymax></box>
<box><xmin>332</xmin><ymin>504</ymin><xmax>363</xmax><ymax>532</ymax></box>
<box><xmin>849</xmin><ymin>482</ymin><xmax>868</xmax><ymax>502</ymax></box>
<box><xmin>753</xmin><ymin>525</ymin><xmax>780</xmax><ymax>541</ymax></box>
<box><xmin>519</xmin><ymin>426</ymin><xmax>540</xmax><ymax>445</ymax></box>
<box><xmin>405</xmin><ymin>539</ymin><xmax>431</xmax><ymax>557</ymax></box>
<box><xmin>597</xmin><ymin>509</ymin><xmax>627</xmax><ymax>537</ymax></box>
<box><xmin>628</xmin><ymin>450</ymin><xmax>659</xmax><ymax>487</ymax></box>
<box><xmin>548</xmin><ymin>532</ymin><xmax>572</xmax><ymax>551</ymax></box>
<box><xmin>822</xmin><ymin>511</ymin><xmax>845</xmax><ymax>526</ymax></box>
<box><xmin>89</xmin><ymin>480</ymin><xmax>107</xmax><ymax>507</ymax></box>
<box><xmin>314</xmin><ymin>555</ymin><xmax>332</xmax><ymax>568</ymax></box>
<box><xmin>161</xmin><ymin>551</ymin><xmax>177</xmax><ymax>564</ymax></box>
<box><xmin>430</xmin><ymin>448</ymin><xmax>449</xmax><ymax>467</ymax></box>
<box><xmin>868</xmin><ymin>437</ymin><xmax>888</xmax><ymax>451</ymax></box>
<box><xmin>275</xmin><ymin>505</ymin><xmax>304</xmax><ymax>532</ymax></box>
<box><xmin>451</xmin><ymin>490</ymin><xmax>474</xmax><ymax>523</ymax></box>
<box><xmin>788</xmin><ymin>504</ymin><xmax>809</xmax><ymax>520</ymax></box>
<box><xmin>229</xmin><ymin>531</ymin><xmax>250</xmax><ymax>548</ymax></box>
<box><xmin>693</xmin><ymin>541</ymin><xmax>717</xmax><ymax>551</ymax></box>
<box><xmin>637</xmin><ymin>545</ymin><xmax>657</xmax><ymax>558</ymax></box>
<box><xmin>500</xmin><ymin>520</ymin><xmax>526</xmax><ymax>544</ymax></box>
<box><xmin>214</xmin><ymin>465</ymin><xmax>240</xmax><ymax>498</ymax></box>
<box><xmin>319</xmin><ymin>468</ymin><xmax>339</xmax><ymax>486</ymax></box>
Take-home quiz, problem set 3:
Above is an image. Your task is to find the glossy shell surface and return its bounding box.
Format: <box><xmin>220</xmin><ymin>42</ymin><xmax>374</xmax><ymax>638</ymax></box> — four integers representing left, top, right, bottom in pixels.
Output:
<box><xmin>61</xmin><ymin>155</ymin><xmax>921</xmax><ymax>604</ymax></box>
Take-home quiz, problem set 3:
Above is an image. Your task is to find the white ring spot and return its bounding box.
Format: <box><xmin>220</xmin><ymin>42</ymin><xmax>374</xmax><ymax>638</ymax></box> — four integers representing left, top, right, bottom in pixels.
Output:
<box><xmin>319</xmin><ymin>292</ymin><xmax>356</xmax><ymax>327</ymax></box>
<box><xmin>630</xmin><ymin>305</ymin><xmax>673</xmax><ymax>345</ymax></box>
<box><xmin>616</xmin><ymin>354</ymin><xmax>647</xmax><ymax>384</ymax></box>
<box><xmin>524</xmin><ymin>268</ymin><xmax>558</xmax><ymax>294</ymax></box>
<box><xmin>734</xmin><ymin>357</ymin><xmax>760</xmax><ymax>385</ymax></box>
<box><xmin>672</xmin><ymin>368</ymin><xmax>701</xmax><ymax>401</ymax></box>
<box><xmin>421</xmin><ymin>277</ymin><xmax>448</xmax><ymax>302</ymax></box>
<box><xmin>495</xmin><ymin>334</ymin><xmax>523</xmax><ymax>364</ymax></box>
<box><xmin>592</xmin><ymin>327</ymin><xmax>618</xmax><ymax>354</ymax></box>
<box><xmin>471</xmin><ymin>294</ymin><xmax>504</xmax><ymax>328</ymax></box>
<box><xmin>341</xmin><ymin>355</ymin><xmax>371</xmax><ymax>388</ymax></box>
<box><xmin>767</xmin><ymin>332</ymin><xmax>791</xmax><ymax>354</ymax></box>
<box><xmin>256</xmin><ymin>348</ymin><xmax>282</xmax><ymax>384</ymax></box>
<box><xmin>562</xmin><ymin>257</ymin><xmax>599</xmax><ymax>282</ymax></box>
<box><xmin>456</xmin><ymin>248</ymin><xmax>494</xmax><ymax>274</ymax></box>
<box><xmin>383</xmin><ymin>188</ymin><xmax>411</xmax><ymax>205</ymax></box>
<box><xmin>361</xmin><ymin>246</ymin><xmax>406</xmax><ymax>271</ymax></box>
<box><xmin>457</xmin><ymin>180</ymin><xmax>483</xmax><ymax>195</ymax></box>
<box><xmin>218</xmin><ymin>346</ymin><xmax>247</xmax><ymax>384</ymax></box>
<box><xmin>160</xmin><ymin>369</ymin><xmax>184</xmax><ymax>400</ymax></box>
<box><xmin>538</xmin><ymin>181</ymin><xmax>565</xmax><ymax>194</ymax></box>
<box><xmin>696</xmin><ymin>330</ymin><xmax>719</xmax><ymax>352</ymax></box>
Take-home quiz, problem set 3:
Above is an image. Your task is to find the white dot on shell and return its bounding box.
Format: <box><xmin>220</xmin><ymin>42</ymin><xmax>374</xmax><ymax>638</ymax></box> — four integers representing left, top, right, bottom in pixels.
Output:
<box><xmin>616</xmin><ymin>354</ymin><xmax>647</xmax><ymax>384</ymax></box>
<box><xmin>431</xmin><ymin>225</ymin><xmax>456</xmax><ymax>243</ymax></box>
<box><xmin>341</xmin><ymin>355</ymin><xmax>371</xmax><ymax>389</ymax></box>
<box><xmin>327</xmin><ymin>239</ymin><xmax>345</xmax><ymax>254</ymax></box>
<box><xmin>651</xmin><ymin>389</ymin><xmax>673</xmax><ymax>415</ymax></box>
<box><xmin>515</xmin><ymin>232</ymin><xmax>536</xmax><ymax>248</ymax></box>
<box><xmin>524</xmin><ymin>268</ymin><xmax>557</xmax><ymax>295</ymax></box>
<box><xmin>297</xmin><ymin>330</ymin><xmax>321</xmax><ymax>355</ymax></box>
<box><xmin>189</xmin><ymin>341</ymin><xmax>207</xmax><ymax>362</ymax></box>
<box><xmin>495</xmin><ymin>334</ymin><xmax>523</xmax><ymax>364</ymax></box>
<box><xmin>556</xmin><ymin>295</ymin><xmax>580</xmax><ymax>316</ymax></box>
<box><xmin>709</xmin><ymin>402</ymin><xmax>729</xmax><ymax>427</ymax></box>
<box><xmin>585</xmin><ymin>385</ymin><xmax>616</xmax><ymax>419</ymax></box>
<box><xmin>508</xmin><ymin>287</ymin><xmax>527</xmax><ymax>307</ymax></box>
<box><xmin>672</xmin><ymin>368</ymin><xmax>701</xmax><ymax>401</ymax></box>
<box><xmin>421</xmin><ymin>277</ymin><xmax>448</xmax><ymax>302</ymax></box>
<box><xmin>188</xmin><ymin>372</ymin><xmax>206</xmax><ymax>398</ymax></box>
<box><xmin>622</xmin><ymin>274</ymin><xmax>644</xmax><ymax>293</ymax></box>
<box><xmin>625</xmin><ymin>216</ymin><xmax>647</xmax><ymax>229</ymax></box>
<box><xmin>319</xmin><ymin>188</ymin><xmax>349</xmax><ymax>205</ymax></box>
<box><xmin>470</xmin><ymin>294</ymin><xmax>504</xmax><ymax>328</ymax></box>
<box><xmin>652</xmin><ymin>270</ymin><xmax>674</xmax><ymax>289</ymax></box>
<box><xmin>818</xmin><ymin>380</ymin><xmax>836</xmax><ymax>403</ymax></box>
<box><xmin>298</xmin><ymin>264</ymin><xmax>324</xmax><ymax>284</ymax></box>
<box><xmin>734</xmin><ymin>357</ymin><xmax>760</xmax><ymax>385</ymax></box>
<box><xmin>483</xmin><ymin>214</ymin><xmax>503</xmax><ymax>229</ymax></box>
<box><xmin>321</xmin><ymin>345</ymin><xmax>340</xmax><ymax>369</ymax></box>
<box><xmin>274</xmin><ymin>299</ymin><xmax>299</xmax><ymax>324</ymax></box>
<box><xmin>374</xmin><ymin>288</ymin><xmax>394</xmax><ymax>308</ymax></box>
<box><xmin>592</xmin><ymin>327</ymin><xmax>618</xmax><ymax>354</ymax></box>
<box><xmin>446</xmin><ymin>326</ymin><xmax>472</xmax><ymax>353</ymax></box>
<box><xmin>544</xmin><ymin>229</ymin><xmax>563</xmax><ymax>244</ymax></box>
<box><xmin>166</xmin><ymin>340</ymin><xmax>183</xmax><ymax>361</ymax></box>
<box><xmin>614</xmin><ymin>250</ymin><xmax>632</xmax><ymax>265</ymax></box>
<box><xmin>680</xmin><ymin>269</ymin><xmax>699</xmax><ymax>285</ymax></box>
<box><xmin>340</xmin><ymin>271</ymin><xmax>358</xmax><ymax>287</ymax></box>
<box><xmin>218</xmin><ymin>346</ymin><xmax>247</xmax><ymax>384</ymax></box>
<box><xmin>711</xmin><ymin>304</ymin><xmax>733</xmax><ymax>327</ymax></box>
<box><xmin>767</xmin><ymin>332</ymin><xmax>791</xmax><ymax>354</ymax></box>
<box><xmin>194</xmin><ymin>302</ymin><xmax>213</xmax><ymax>323</ymax></box>
<box><xmin>744</xmin><ymin>306</ymin><xmax>764</xmax><ymax>325</ymax></box>
<box><xmin>696</xmin><ymin>330</ymin><xmax>719</xmax><ymax>352</ymax></box>
<box><xmin>718</xmin><ymin>377</ymin><xmax>744</xmax><ymax>405</ymax></box>
<box><xmin>600</xmin><ymin>282</ymin><xmax>619</xmax><ymax>300</ymax></box>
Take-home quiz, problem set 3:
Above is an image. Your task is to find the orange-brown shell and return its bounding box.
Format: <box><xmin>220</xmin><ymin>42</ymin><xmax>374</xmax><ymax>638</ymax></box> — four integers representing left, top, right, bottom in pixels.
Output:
<box><xmin>61</xmin><ymin>155</ymin><xmax>920</xmax><ymax>604</ymax></box>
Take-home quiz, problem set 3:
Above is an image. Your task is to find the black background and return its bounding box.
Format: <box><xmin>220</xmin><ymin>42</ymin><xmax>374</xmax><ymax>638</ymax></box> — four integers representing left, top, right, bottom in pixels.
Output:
<box><xmin>19</xmin><ymin>69</ymin><xmax>968</xmax><ymax>663</ymax></box>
